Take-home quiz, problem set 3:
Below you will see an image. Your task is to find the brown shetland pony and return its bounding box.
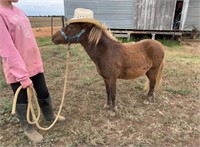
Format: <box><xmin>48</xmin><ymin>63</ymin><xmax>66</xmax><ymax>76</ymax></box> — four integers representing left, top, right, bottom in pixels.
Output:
<box><xmin>52</xmin><ymin>23</ymin><xmax>165</xmax><ymax>111</ymax></box>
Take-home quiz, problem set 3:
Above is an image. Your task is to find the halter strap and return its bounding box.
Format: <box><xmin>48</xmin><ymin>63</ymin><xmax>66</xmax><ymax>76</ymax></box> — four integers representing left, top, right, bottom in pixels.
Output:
<box><xmin>59</xmin><ymin>29</ymin><xmax>86</xmax><ymax>45</ymax></box>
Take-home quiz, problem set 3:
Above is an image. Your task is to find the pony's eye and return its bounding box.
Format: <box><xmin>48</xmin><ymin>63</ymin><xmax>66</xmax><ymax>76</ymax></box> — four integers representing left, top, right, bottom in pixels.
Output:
<box><xmin>69</xmin><ymin>26</ymin><xmax>74</xmax><ymax>30</ymax></box>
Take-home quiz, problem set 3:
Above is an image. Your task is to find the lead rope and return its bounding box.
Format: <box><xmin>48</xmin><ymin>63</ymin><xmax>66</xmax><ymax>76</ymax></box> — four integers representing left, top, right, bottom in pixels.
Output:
<box><xmin>11</xmin><ymin>45</ymin><xmax>70</xmax><ymax>131</ymax></box>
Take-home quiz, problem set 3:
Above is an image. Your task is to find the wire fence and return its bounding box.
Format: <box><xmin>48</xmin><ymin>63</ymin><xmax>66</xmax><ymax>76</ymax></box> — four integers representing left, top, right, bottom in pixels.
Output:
<box><xmin>29</xmin><ymin>16</ymin><xmax>65</xmax><ymax>36</ymax></box>
<box><xmin>29</xmin><ymin>16</ymin><xmax>65</xmax><ymax>28</ymax></box>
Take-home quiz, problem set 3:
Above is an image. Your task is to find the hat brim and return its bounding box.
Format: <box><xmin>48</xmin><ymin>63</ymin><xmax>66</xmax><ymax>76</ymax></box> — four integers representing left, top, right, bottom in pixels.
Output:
<box><xmin>66</xmin><ymin>18</ymin><xmax>102</xmax><ymax>28</ymax></box>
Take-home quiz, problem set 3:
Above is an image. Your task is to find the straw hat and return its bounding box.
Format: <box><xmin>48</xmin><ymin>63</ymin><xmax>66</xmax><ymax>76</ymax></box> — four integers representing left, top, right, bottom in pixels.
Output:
<box><xmin>66</xmin><ymin>8</ymin><xmax>102</xmax><ymax>28</ymax></box>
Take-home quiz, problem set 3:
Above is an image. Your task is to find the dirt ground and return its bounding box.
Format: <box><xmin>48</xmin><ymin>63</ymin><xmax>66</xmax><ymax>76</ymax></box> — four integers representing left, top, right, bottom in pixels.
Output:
<box><xmin>32</xmin><ymin>26</ymin><xmax>61</xmax><ymax>38</ymax></box>
<box><xmin>0</xmin><ymin>27</ymin><xmax>200</xmax><ymax>147</ymax></box>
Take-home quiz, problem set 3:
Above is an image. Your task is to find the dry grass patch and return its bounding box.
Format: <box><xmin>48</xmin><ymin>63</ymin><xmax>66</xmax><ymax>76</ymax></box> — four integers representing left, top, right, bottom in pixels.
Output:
<box><xmin>0</xmin><ymin>38</ymin><xmax>199</xmax><ymax>147</ymax></box>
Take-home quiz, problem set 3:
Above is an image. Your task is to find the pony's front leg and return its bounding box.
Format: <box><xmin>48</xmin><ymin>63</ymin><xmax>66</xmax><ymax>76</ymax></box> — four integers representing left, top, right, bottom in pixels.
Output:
<box><xmin>103</xmin><ymin>78</ymin><xmax>117</xmax><ymax>111</ymax></box>
<box><xmin>104</xmin><ymin>79</ymin><xmax>111</xmax><ymax>107</ymax></box>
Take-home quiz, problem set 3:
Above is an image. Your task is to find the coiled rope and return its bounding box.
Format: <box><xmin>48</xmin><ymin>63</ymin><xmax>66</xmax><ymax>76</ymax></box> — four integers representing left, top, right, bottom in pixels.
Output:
<box><xmin>11</xmin><ymin>45</ymin><xmax>70</xmax><ymax>131</ymax></box>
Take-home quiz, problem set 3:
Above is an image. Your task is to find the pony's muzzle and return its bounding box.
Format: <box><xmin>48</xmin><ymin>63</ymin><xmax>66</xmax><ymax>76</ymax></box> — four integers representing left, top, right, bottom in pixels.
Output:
<box><xmin>52</xmin><ymin>36</ymin><xmax>60</xmax><ymax>45</ymax></box>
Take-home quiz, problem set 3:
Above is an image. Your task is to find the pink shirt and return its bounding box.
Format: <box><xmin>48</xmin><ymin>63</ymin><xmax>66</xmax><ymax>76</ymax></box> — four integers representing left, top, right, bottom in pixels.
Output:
<box><xmin>0</xmin><ymin>5</ymin><xmax>44</xmax><ymax>88</ymax></box>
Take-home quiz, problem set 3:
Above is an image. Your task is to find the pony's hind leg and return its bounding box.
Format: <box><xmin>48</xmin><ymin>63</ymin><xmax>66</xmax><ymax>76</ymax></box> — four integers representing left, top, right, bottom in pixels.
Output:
<box><xmin>145</xmin><ymin>59</ymin><xmax>164</xmax><ymax>103</ymax></box>
<box><xmin>145</xmin><ymin>69</ymin><xmax>157</xmax><ymax>102</ymax></box>
<box><xmin>147</xmin><ymin>79</ymin><xmax>155</xmax><ymax>102</ymax></box>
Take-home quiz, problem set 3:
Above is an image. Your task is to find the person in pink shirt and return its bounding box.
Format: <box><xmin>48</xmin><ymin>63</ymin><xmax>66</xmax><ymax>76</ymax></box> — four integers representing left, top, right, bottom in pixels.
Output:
<box><xmin>0</xmin><ymin>0</ymin><xmax>65</xmax><ymax>143</ymax></box>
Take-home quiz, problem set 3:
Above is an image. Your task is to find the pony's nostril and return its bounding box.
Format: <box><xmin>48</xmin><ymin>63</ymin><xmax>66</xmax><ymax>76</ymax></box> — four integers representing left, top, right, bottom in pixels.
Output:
<box><xmin>51</xmin><ymin>38</ymin><xmax>55</xmax><ymax>42</ymax></box>
<box><xmin>52</xmin><ymin>38</ymin><xmax>60</xmax><ymax>45</ymax></box>
<box><xmin>51</xmin><ymin>38</ymin><xmax>57</xmax><ymax>44</ymax></box>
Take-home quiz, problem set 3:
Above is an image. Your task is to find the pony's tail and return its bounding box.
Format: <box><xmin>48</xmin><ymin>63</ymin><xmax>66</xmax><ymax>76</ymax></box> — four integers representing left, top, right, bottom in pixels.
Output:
<box><xmin>144</xmin><ymin>59</ymin><xmax>164</xmax><ymax>93</ymax></box>
<box><xmin>155</xmin><ymin>59</ymin><xmax>164</xmax><ymax>89</ymax></box>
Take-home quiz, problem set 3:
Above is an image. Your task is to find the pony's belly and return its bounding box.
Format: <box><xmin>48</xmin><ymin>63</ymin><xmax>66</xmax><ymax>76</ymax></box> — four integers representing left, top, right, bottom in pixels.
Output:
<box><xmin>119</xmin><ymin>70</ymin><xmax>147</xmax><ymax>79</ymax></box>
<box><xmin>119</xmin><ymin>64</ymin><xmax>151</xmax><ymax>79</ymax></box>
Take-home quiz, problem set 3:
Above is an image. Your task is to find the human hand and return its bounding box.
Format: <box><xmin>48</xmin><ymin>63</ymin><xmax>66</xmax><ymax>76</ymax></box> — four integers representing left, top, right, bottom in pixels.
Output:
<box><xmin>20</xmin><ymin>78</ymin><xmax>33</xmax><ymax>89</ymax></box>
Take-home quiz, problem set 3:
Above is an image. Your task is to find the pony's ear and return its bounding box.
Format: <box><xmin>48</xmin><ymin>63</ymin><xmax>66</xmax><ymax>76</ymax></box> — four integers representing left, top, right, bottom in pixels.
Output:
<box><xmin>81</xmin><ymin>23</ymin><xmax>94</xmax><ymax>29</ymax></box>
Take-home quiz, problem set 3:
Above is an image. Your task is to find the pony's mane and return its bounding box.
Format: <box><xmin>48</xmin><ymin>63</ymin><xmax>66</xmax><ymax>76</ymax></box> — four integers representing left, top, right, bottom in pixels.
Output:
<box><xmin>88</xmin><ymin>25</ymin><xmax>119</xmax><ymax>46</ymax></box>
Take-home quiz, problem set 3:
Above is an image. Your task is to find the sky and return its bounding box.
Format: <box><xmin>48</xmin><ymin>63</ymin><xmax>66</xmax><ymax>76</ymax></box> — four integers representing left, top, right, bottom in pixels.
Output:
<box><xmin>15</xmin><ymin>0</ymin><xmax>65</xmax><ymax>16</ymax></box>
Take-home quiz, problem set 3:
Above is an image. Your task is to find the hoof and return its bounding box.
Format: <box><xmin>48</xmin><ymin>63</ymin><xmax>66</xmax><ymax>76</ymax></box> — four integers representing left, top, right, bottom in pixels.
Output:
<box><xmin>109</xmin><ymin>111</ymin><xmax>116</xmax><ymax>117</ymax></box>
<box><xmin>103</xmin><ymin>104</ymin><xmax>117</xmax><ymax>112</ymax></box>
<box><xmin>143</xmin><ymin>96</ymin><xmax>155</xmax><ymax>105</ymax></box>
<box><xmin>112</xmin><ymin>106</ymin><xmax>118</xmax><ymax>113</ymax></box>
<box><xmin>54</xmin><ymin>114</ymin><xmax>66</xmax><ymax>122</ymax></box>
<box><xmin>147</xmin><ymin>95</ymin><xmax>155</xmax><ymax>102</ymax></box>
<box><xmin>103</xmin><ymin>104</ymin><xmax>111</xmax><ymax>110</ymax></box>
<box><xmin>143</xmin><ymin>99</ymin><xmax>150</xmax><ymax>105</ymax></box>
<box><xmin>109</xmin><ymin>106</ymin><xmax>118</xmax><ymax>116</ymax></box>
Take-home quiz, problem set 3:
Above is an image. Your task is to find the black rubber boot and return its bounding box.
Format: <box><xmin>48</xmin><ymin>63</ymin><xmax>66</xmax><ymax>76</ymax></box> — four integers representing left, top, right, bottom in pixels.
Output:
<box><xmin>37</xmin><ymin>97</ymin><xmax>66</xmax><ymax>122</ymax></box>
<box><xmin>16</xmin><ymin>104</ymin><xmax>43</xmax><ymax>143</ymax></box>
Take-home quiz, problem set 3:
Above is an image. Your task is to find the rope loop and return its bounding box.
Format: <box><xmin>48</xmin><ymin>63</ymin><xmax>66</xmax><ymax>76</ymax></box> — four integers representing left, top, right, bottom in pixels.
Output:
<box><xmin>11</xmin><ymin>45</ymin><xmax>70</xmax><ymax>131</ymax></box>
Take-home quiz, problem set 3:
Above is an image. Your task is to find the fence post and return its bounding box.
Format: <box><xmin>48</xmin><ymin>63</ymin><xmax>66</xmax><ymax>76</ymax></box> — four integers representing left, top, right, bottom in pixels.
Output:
<box><xmin>51</xmin><ymin>16</ymin><xmax>54</xmax><ymax>36</ymax></box>
<box><xmin>61</xmin><ymin>16</ymin><xmax>65</xmax><ymax>27</ymax></box>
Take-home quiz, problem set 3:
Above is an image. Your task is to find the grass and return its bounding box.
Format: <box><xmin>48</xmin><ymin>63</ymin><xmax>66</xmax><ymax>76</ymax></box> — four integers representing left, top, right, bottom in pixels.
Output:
<box><xmin>0</xmin><ymin>37</ymin><xmax>200</xmax><ymax>147</ymax></box>
<box><xmin>0</xmin><ymin>100</ymin><xmax>12</xmax><ymax>116</ymax></box>
<box><xmin>0</xmin><ymin>99</ymin><xmax>18</xmax><ymax>127</ymax></box>
<box><xmin>165</xmin><ymin>87</ymin><xmax>192</xmax><ymax>96</ymax></box>
<box><xmin>36</xmin><ymin>37</ymin><xmax>53</xmax><ymax>47</ymax></box>
<box><xmin>0</xmin><ymin>79</ymin><xmax>7</xmax><ymax>89</ymax></box>
<box><xmin>158</xmin><ymin>39</ymin><xmax>180</xmax><ymax>48</ymax></box>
